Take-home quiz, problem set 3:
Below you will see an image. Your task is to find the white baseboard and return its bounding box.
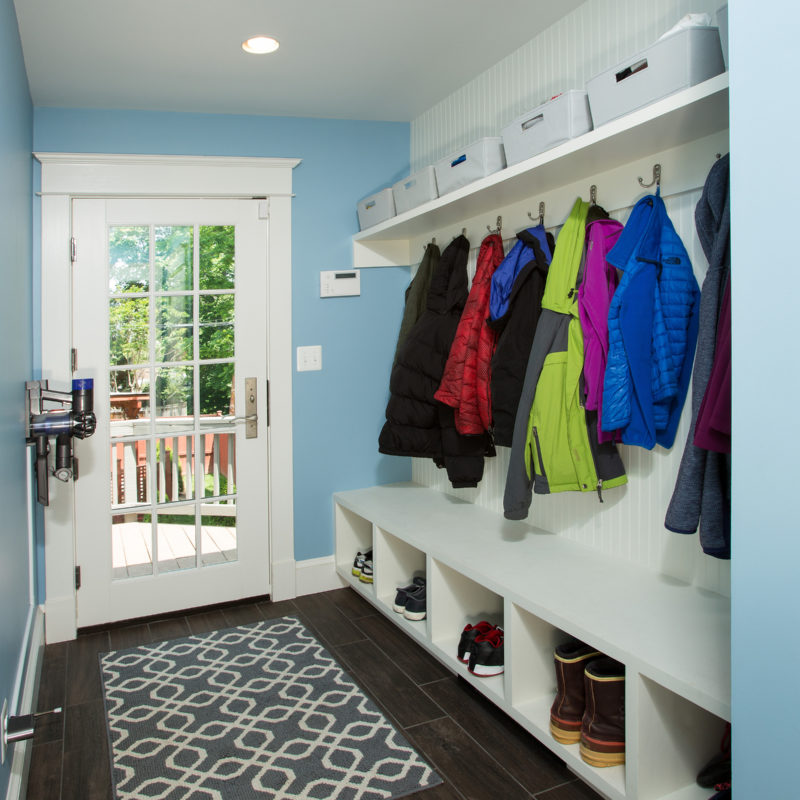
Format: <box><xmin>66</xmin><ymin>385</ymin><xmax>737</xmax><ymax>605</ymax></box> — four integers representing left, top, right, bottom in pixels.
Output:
<box><xmin>295</xmin><ymin>556</ymin><xmax>345</xmax><ymax>597</ymax></box>
<box><xmin>43</xmin><ymin>594</ymin><xmax>76</xmax><ymax>644</ymax></box>
<box><xmin>5</xmin><ymin>605</ymin><xmax>45</xmax><ymax>800</ymax></box>
<box><xmin>270</xmin><ymin>558</ymin><xmax>297</xmax><ymax>602</ymax></box>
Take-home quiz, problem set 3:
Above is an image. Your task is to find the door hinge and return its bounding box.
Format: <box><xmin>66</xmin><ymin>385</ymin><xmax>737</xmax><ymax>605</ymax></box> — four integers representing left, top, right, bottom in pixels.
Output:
<box><xmin>70</xmin><ymin>237</ymin><xmax>77</xmax><ymax>263</ymax></box>
<box><xmin>70</xmin><ymin>348</ymin><xmax>78</xmax><ymax>373</ymax></box>
<box><xmin>257</xmin><ymin>199</ymin><xmax>269</xmax><ymax>220</ymax></box>
<box><xmin>74</xmin><ymin>566</ymin><xmax>81</xmax><ymax>591</ymax></box>
<box><xmin>266</xmin><ymin>379</ymin><xmax>270</xmax><ymax>427</ymax></box>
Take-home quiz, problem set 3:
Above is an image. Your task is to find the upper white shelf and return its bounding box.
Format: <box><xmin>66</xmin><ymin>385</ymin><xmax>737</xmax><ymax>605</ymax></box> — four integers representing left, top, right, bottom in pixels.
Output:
<box><xmin>354</xmin><ymin>72</ymin><xmax>729</xmax><ymax>247</ymax></box>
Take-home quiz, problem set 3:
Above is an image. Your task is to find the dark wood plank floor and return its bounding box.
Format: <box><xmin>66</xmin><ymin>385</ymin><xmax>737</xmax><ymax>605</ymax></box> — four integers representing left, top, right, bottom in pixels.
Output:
<box><xmin>26</xmin><ymin>587</ymin><xmax>604</xmax><ymax>800</ymax></box>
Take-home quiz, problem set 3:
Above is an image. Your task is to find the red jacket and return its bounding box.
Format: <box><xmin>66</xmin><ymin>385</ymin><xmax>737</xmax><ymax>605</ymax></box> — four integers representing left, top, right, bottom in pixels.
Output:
<box><xmin>435</xmin><ymin>233</ymin><xmax>505</xmax><ymax>434</ymax></box>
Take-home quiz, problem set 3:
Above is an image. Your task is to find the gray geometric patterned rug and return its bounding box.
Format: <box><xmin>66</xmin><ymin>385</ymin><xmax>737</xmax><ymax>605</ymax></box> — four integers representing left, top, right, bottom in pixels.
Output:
<box><xmin>99</xmin><ymin>615</ymin><xmax>441</xmax><ymax>799</ymax></box>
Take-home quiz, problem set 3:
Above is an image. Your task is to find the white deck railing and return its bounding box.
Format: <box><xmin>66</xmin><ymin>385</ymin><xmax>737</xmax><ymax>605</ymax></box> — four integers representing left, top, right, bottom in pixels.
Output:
<box><xmin>110</xmin><ymin>419</ymin><xmax>236</xmax><ymax>511</ymax></box>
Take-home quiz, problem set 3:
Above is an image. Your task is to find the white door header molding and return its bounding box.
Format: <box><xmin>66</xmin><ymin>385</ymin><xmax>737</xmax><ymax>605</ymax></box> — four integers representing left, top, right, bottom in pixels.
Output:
<box><xmin>35</xmin><ymin>152</ymin><xmax>301</xmax><ymax>197</ymax></box>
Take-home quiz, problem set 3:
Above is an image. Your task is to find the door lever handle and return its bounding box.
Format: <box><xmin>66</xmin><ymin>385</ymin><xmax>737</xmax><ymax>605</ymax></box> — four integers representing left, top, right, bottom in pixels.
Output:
<box><xmin>238</xmin><ymin>378</ymin><xmax>258</xmax><ymax>438</ymax></box>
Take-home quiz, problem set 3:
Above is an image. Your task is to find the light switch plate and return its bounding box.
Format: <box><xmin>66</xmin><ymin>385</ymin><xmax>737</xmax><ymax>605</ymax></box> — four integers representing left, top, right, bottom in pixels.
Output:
<box><xmin>297</xmin><ymin>345</ymin><xmax>322</xmax><ymax>372</ymax></box>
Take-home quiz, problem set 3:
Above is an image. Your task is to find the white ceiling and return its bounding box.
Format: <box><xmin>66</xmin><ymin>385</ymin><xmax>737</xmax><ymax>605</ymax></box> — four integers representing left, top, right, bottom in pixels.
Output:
<box><xmin>14</xmin><ymin>0</ymin><xmax>586</xmax><ymax>122</ymax></box>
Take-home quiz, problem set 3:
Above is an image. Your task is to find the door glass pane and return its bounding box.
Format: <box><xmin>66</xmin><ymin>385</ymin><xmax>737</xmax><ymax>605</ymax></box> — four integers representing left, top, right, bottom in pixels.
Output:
<box><xmin>200</xmin><ymin>432</ymin><xmax>236</xmax><ymax>499</ymax></box>
<box><xmin>199</xmin><ymin>294</ymin><xmax>234</xmax><ymax>359</ymax></box>
<box><xmin>155</xmin><ymin>366</ymin><xmax>193</xmax><ymax>433</ymax></box>
<box><xmin>157</xmin><ymin>504</ymin><xmax>197</xmax><ymax>574</ymax></box>
<box><xmin>110</xmin><ymin>439</ymin><xmax>150</xmax><ymax>509</ymax></box>
<box><xmin>112</xmin><ymin>512</ymin><xmax>153</xmax><ymax>580</ymax></box>
<box><xmin>156</xmin><ymin>436</ymin><xmax>194</xmax><ymax>503</ymax></box>
<box><xmin>109</xmin><ymin>368</ymin><xmax>150</xmax><ymax>437</ymax></box>
<box><xmin>156</xmin><ymin>296</ymin><xmax>193</xmax><ymax>362</ymax></box>
<box><xmin>156</xmin><ymin>225</ymin><xmax>193</xmax><ymax>291</ymax></box>
<box><xmin>201</xmin><ymin>501</ymin><xmax>237</xmax><ymax>566</ymax></box>
<box><xmin>109</xmin><ymin>226</ymin><xmax>149</xmax><ymax>292</ymax></box>
<box><xmin>199</xmin><ymin>225</ymin><xmax>235</xmax><ymax>289</ymax></box>
<box><xmin>109</xmin><ymin>296</ymin><xmax>149</xmax><ymax>367</ymax></box>
<box><xmin>199</xmin><ymin>364</ymin><xmax>234</xmax><ymax>426</ymax></box>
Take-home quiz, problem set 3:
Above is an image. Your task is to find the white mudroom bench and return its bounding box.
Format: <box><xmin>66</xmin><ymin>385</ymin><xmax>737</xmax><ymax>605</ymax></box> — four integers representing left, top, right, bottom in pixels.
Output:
<box><xmin>333</xmin><ymin>482</ymin><xmax>730</xmax><ymax>800</ymax></box>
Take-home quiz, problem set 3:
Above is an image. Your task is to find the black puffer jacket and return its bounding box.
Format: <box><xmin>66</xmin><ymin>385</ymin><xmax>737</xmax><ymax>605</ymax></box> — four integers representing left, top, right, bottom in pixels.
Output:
<box><xmin>487</xmin><ymin>230</ymin><xmax>554</xmax><ymax>447</ymax></box>
<box><xmin>379</xmin><ymin>235</ymin><xmax>494</xmax><ymax>488</ymax></box>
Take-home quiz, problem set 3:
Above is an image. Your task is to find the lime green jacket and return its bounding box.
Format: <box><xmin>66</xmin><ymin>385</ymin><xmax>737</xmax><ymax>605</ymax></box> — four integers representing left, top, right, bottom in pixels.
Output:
<box><xmin>504</xmin><ymin>198</ymin><xmax>627</xmax><ymax>520</ymax></box>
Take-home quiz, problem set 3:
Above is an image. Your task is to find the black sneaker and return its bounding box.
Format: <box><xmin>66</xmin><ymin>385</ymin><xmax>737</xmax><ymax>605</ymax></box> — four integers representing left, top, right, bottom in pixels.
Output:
<box><xmin>468</xmin><ymin>628</ymin><xmax>504</xmax><ymax>676</ymax></box>
<box><xmin>393</xmin><ymin>577</ymin><xmax>426</xmax><ymax>613</ymax></box>
<box><xmin>402</xmin><ymin>584</ymin><xmax>426</xmax><ymax>621</ymax></box>
<box><xmin>458</xmin><ymin>621</ymin><xmax>496</xmax><ymax>662</ymax></box>
<box><xmin>352</xmin><ymin>549</ymin><xmax>372</xmax><ymax>578</ymax></box>
<box><xmin>359</xmin><ymin>554</ymin><xmax>374</xmax><ymax>584</ymax></box>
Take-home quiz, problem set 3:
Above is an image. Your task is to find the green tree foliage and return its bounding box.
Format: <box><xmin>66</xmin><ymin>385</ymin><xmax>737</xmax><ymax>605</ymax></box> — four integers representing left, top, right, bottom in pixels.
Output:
<box><xmin>108</xmin><ymin>224</ymin><xmax>236</xmax><ymax>414</ymax></box>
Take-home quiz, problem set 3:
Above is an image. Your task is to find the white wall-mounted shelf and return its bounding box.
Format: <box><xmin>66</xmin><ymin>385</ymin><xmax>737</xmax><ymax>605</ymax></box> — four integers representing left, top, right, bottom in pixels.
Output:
<box><xmin>353</xmin><ymin>72</ymin><xmax>729</xmax><ymax>267</ymax></box>
<box><xmin>334</xmin><ymin>483</ymin><xmax>730</xmax><ymax>800</ymax></box>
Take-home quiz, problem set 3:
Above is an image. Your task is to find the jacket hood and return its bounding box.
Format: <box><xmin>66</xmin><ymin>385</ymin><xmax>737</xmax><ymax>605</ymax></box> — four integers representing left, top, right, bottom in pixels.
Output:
<box><xmin>489</xmin><ymin>225</ymin><xmax>551</xmax><ymax>321</ymax></box>
<box><xmin>427</xmin><ymin>234</ymin><xmax>470</xmax><ymax>314</ymax></box>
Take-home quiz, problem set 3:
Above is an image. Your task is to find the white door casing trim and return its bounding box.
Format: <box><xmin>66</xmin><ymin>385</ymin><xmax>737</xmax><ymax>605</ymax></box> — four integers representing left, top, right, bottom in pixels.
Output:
<box><xmin>36</xmin><ymin>153</ymin><xmax>299</xmax><ymax>642</ymax></box>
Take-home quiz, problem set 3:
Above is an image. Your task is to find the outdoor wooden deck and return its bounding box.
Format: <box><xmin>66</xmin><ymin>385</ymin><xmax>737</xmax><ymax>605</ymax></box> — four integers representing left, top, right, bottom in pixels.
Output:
<box><xmin>112</xmin><ymin>522</ymin><xmax>237</xmax><ymax>578</ymax></box>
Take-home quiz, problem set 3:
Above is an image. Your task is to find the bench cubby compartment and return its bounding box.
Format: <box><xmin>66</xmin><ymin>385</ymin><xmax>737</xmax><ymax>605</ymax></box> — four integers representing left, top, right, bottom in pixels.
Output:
<box><xmin>635</xmin><ymin>676</ymin><xmax>728</xmax><ymax>800</ymax></box>
<box><xmin>372</xmin><ymin>527</ymin><xmax>427</xmax><ymax>634</ymax></box>
<box><xmin>507</xmin><ymin>603</ymin><xmax>627</xmax><ymax>799</ymax></box>
<box><xmin>428</xmin><ymin>558</ymin><xmax>505</xmax><ymax>701</ymax></box>
<box><xmin>334</xmin><ymin>503</ymin><xmax>373</xmax><ymax>593</ymax></box>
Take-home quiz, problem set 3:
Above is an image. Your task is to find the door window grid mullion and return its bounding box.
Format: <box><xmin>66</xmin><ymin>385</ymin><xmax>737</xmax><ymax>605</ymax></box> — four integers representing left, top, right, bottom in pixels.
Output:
<box><xmin>193</xmin><ymin>224</ymin><xmax>201</xmax><ymax>566</ymax></box>
<box><xmin>148</xmin><ymin>224</ymin><xmax>159</xmax><ymax>573</ymax></box>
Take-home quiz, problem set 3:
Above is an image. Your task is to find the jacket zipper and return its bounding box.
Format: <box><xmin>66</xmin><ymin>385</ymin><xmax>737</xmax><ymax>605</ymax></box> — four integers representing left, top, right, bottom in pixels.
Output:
<box><xmin>596</xmin><ymin>479</ymin><xmax>604</xmax><ymax>503</ymax></box>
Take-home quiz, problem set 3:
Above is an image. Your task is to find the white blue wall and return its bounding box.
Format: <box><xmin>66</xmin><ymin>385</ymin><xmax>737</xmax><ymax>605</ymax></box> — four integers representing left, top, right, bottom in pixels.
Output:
<box><xmin>729</xmin><ymin>2</ymin><xmax>797</xmax><ymax>795</ymax></box>
<box><xmin>32</xmin><ymin>109</ymin><xmax>412</xmax><ymax>564</ymax></box>
<box><xmin>0</xmin><ymin>0</ymin><xmax>33</xmax><ymax>795</ymax></box>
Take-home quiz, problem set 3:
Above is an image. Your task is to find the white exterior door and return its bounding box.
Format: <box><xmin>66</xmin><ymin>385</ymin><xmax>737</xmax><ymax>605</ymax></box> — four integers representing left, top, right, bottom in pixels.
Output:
<box><xmin>72</xmin><ymin>198</ymin><xmax>271</xmax><ymax>626</ymax></box>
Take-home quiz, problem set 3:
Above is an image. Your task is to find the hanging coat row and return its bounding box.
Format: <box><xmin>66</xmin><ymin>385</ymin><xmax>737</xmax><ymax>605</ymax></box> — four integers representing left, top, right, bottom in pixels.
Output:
<box><xmin>380</xmin><ymin>182</ymin><xmax>702</xmax><ymax>497</ymax></box>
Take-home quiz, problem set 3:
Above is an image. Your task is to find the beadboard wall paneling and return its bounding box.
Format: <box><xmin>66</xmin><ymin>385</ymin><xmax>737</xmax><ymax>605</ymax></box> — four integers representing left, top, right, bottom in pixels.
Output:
<box><xmin>412</xmin><ymin>188</ymin><xmax>731</xmax><ymax>596</ymax></box>
<box><xmin>410</xmin><ymin>0</ymin><xmax>722</xmax><ymax>172</ymax></box>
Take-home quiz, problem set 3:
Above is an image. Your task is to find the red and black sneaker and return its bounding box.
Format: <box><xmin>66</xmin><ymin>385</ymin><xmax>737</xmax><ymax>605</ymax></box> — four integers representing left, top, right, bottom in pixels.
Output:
<box><xmin>457</xmin><ymin>621</ymin><xmax>496</xmax><ymax>662</ymax></box>
<box><xmin>468</xmin><ymin>628</ymin><xmax>504</xmax><ymax>677</ymax></box>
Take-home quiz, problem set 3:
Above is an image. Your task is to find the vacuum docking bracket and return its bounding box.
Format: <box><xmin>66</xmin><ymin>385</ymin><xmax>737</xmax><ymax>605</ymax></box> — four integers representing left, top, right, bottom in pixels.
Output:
<box><xmin>25</xmin><ymin>379</ymin><xmax>96</xmax><ymax>506</ymax></box>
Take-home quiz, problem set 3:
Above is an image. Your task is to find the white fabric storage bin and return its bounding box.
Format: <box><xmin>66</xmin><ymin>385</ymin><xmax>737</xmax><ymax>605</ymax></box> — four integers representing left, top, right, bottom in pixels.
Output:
<box><xmin>434</xmin><ymin>137</ymin><xmax>506</xmax><ymax>195</ymax></box>
<box><xmin>392</xmin><ymin>167</ymin><xmax>438</xmax><ymax>214</ymax></box>
<box><xmin>501</xmin><ymin>91</ymin><xmax>593</xmax><ymax>166</ymax></box>
<box><xmin>586</xmin><ymin>27</ymin><xmax>725</xmax><ymax>128</ymax></box>
<box><xmin>716</xmin><ymin>5</ymin><xmax>728</xmax><ymax>70</ymax></box>
<box><xmin>357</xmin><ymin>188</ymin><xmax>395</xmax><ymax>230</ymax></box>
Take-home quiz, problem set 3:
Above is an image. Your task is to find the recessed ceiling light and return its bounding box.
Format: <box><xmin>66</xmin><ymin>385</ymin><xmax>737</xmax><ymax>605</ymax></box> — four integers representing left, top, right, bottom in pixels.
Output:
<box><xmin>242</xmin><ymin>35</ymin><xmax>280</xmax><ymax>55</ymax></box>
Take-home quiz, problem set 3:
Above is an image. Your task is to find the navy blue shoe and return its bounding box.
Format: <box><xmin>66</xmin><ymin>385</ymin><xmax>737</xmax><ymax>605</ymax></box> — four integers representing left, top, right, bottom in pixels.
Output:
<box><xmin>393</xmin><ymin>577</ymin><xmax>425</xmax><ymax>613</ymax></box>
<box><xmin>402</xmin><ymin>583</ymin><xmax>427</xmax><ymax>621</ymax></box>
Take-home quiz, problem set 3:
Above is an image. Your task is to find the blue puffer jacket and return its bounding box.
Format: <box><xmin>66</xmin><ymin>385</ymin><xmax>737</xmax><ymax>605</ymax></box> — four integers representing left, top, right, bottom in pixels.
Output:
<box><xmin>489</xmin><ymin>225</ymin><xmax>551</xmax><ymax>321</ymax></box>
<box><xmin>602</xmin><ymin>189</ymin><xmax>700</xmax><ymax>449</ymax></box>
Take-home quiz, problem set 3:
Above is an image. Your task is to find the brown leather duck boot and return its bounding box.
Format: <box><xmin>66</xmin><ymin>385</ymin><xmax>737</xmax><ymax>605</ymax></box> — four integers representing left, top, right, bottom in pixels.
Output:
<box><xmin>549</xmin><ymin>640</ymin><xmax>601</xmax><ymax>744</ymax></box>
<box><xmin>580</xmin><ymin>657</ymin><xmax>625</xmax><ymax>767</ymax></box>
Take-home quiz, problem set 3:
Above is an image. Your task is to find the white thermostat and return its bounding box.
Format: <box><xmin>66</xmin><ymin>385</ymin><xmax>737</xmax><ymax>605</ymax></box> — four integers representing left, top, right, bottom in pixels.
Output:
<box><xmin>320</xmin><ymin>269</ymin><xmax>361</xmax><ymax>298</ymax></box>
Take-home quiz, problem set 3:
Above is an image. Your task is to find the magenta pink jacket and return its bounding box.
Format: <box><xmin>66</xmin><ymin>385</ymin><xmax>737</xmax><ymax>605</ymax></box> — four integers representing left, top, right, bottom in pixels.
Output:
<box><xmin>578</xmin><ymin>218</ymin><xmax>623</xmax><ymax>443</ymax></box>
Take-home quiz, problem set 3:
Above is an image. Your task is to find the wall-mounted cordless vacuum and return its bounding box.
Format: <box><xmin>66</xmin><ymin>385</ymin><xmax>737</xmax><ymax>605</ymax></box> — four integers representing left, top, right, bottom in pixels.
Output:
<box><xmin>25</xmin><ymin>379</ymin><xmax>97</xmax><ymax>506</ymax></box>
